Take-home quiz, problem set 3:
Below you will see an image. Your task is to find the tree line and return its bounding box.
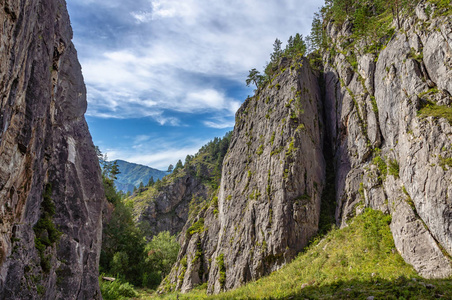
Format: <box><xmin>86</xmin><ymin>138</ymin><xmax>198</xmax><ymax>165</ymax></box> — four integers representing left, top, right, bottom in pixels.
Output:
<box><xmin>246</xmin><ymin>33</ymin><xmax>307</xmax><ymax>89</ymax></box>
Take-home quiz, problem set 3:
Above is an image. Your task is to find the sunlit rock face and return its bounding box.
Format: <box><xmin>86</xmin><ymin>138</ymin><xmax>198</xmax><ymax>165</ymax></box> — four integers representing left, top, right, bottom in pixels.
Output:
<box><xmin>323</xmin><ymin>6</ymin><xmax>452</xmax><ymax>278</ymax></box>
<box><xmin>164</xmin><ymin>59</ymin><xmax>326</xmax><ymax>294</ymax></box>
<box><xmin>0</xmin><ymin>0</ymin><xmax>105</xmax><ymax>298</ymax></box>
<box><xmin>163</xmin><ymin>2</ymin><xmax>452</xmax><ymax>294</ymax></box>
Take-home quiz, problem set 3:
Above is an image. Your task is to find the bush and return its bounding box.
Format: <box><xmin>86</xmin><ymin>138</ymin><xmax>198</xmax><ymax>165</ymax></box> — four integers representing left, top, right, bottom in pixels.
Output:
<box><xmin>144</xmin><ymin>231</ymin><xmax>180</xmax><ymax>287</ymax></box>
<box><xmin>186</xmin><ymin>218</ymin><xmax>205</xmax><ymax>238</ymax></box>
<box><xmin>388</xmin><ymin>159</ymin><xmax>400</xmax><ymax>178</ymax></box>
<box><xmin>100</xmin><ymin>278</ymin><xmax>138</xmax><ymax>300</ymax></box>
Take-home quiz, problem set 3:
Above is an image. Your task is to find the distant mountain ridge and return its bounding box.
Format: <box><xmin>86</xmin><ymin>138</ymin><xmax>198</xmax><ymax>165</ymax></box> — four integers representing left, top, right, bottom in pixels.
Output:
<box><xmin>113</xmin><ymin>160</ymin><xmax>169</xmax><ymax>193</ymax></box>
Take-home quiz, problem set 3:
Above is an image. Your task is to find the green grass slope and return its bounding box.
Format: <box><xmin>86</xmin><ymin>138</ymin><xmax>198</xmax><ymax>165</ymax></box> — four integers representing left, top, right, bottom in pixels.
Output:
<box><xmin>130</xmin><ymin>209</ymin><xmax>452</xmax><ymax>299</ymax></box>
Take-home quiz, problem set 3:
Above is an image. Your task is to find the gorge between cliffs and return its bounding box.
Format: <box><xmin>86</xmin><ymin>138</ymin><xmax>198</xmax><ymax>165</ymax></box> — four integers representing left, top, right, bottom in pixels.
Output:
<box><xmin>1</xmin><ymin>0</ymin><xmax>452</xmax><ymax>299</ymax></box>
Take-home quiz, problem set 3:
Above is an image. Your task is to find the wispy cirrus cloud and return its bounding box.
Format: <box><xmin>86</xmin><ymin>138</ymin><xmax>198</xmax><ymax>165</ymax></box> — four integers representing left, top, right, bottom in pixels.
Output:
<box><xmin>69</xmin><ymin>0</ymin><xmax>322</xmax><ymax>122</ymax></box>
<box><xmin>67</xmin><ymin>0</ymin><xmax>323</xmax><ymax>167</ymax></box>
<box><xmin>105</xmin><ymin>134</ymin><xmax>208</xmax><ymax>170</ymax></box>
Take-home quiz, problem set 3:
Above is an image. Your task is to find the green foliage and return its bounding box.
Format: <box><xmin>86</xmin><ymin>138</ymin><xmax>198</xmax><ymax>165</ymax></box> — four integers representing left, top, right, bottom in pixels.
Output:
<box><xmin>101</xmin><ymin>185</ymin><xmax>180</xmax><ymax>291</ymax></box>
<box><xmin>307</xmin><ymin>12</ymin><xmax>327</xmax><ymax>51</ymax></box>
<box><xmin>178</xmin><ymin>257</ymin><xmax>188</xmax><ymax>283</ymax></box>
<box><xmin>358</xmin><ymin>182</ymin><xmax>365</xmax><ymax>200</ymax></box>
<box><xmin>418</xmin><ymin>87</ymin><xmax>439</xmax><ymax>99</ymax></box>
<box><xmin>256</xmin><ymin>144</ymin><xmax>264</xmax><ymax>156</ymax></box>
<box><xmin>247</xmin><ymin>34</ymin><xmax>307</xmax><ymax>89</ymax></box>
<box><xmin>438</xmin><ymin>155</ymin><xmax>452</xmax><ymax>171</ymax></box>
<box><xmin>408</xmin><ymin>47</ymin><xmax>424</xmax><ymax>62</ymax></box>
<box><xmin>191</xmin><ymin>131</ymin><xmax>232</xmax><ymax>189</ymax></box>
<box><xmin>285</xmin><ymin>138</ymin><xmax>296</xmax><ymax>158</ymax></box>
<box><xmin>285</xmin><ymin>33</ymin><xmax>307</xmax><ymax>59</ymax></box>
<box><xmin>151</xmin><ymin>210</ymin><xmax>452</xmax><ymax>300</ymax></box>
<box><xmin>309</xmin><ymin>0</ymin><xmax>408</xmax><ymax>57</ymax></box>
<box><xmin>418</xmin><ymin>102</ymin><xmax>452</xmax><ymax>124</ymax></box>
<box><xmin>246</xmin><ymin>68</ymin><xmax>264</xmax><ymax>88</ymax></box>
<box><xmin>100</xmin><ymin>198</ymin><xmax>146</xmax><ymax>286</ymax></box>
<box><xmin>143</xmin><ymin>231</ymin><xmax>180</xmax><ymax>287</ymax></box>
<box><xmin>372</xmin><ymin>149</ymin><xmax>388</xmax><ymax>182</ymax></box>
<box><xmin>402</xmin><ymin>186</ymin><xmax>416</xmax><ymax>210</ymax></box>
<box><xmin>100</xmin><ymin>277</ymin><xmax>138</xmax><ymax>300</ymax></box>
<box><xmin>370</xmin><ymin>96</ymin><xmax>379</xmax><ymax>113</ymax></box>
<box><xmin>388</xmin><ymin>159</ymin><xmax>400</xmax><ymax>178</ymax></box>
<box><xmin>210</xmin><ymin>196</ymin><xmax>218</xmax><ymax>212</ymax></box>
<box><xmin>34</xmin><ymin>183</ymin><xmax>61</xmax><ymax>273</ymax></box>
<box><xmin>428</xmin><ymin>0</ymin><xmax>452</xmax><ymax>16</ymax></box>
<box><xmin>174</xmin><ymin>160</ymin><xmax>183</xmax><ymax>173</ymax></box>
<box><xmin>186</xmin><ymin>218</ymin><xmax>205</xmax><ymax>238</ymax></box>
<box><xmin>216</xmin><ymin>253</ymin><xmax>226</xmax><ymax>288</ymax></box>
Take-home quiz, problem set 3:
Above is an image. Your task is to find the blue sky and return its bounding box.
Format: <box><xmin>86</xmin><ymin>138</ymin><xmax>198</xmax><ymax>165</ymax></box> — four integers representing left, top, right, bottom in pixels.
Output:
<box><xmin>66</xmin><ymin>0</ymin><xmax>323</xmax><ymax>170</ymax></box>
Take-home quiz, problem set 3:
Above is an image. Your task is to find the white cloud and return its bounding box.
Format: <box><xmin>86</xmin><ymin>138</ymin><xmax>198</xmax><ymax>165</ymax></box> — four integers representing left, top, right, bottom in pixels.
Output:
<box><xmin>104</xmin><ymin>135</ymin><xmax>207</xmax><ymax>170</ymax></box>
<box><xmin>203</xmin><ymin>120</ymin><xmax>235</xmax><ymax>129</ymax></box>
<box><xmin>131</xmin><ymin>11</ymin><xmax>153</xmax><ymax>23</ymax></box>
<box><xmin>73</xmin><ymin>0</ymin><xmax>323</xmax><ymax>125</ymax></box>
<box><xmin>134</xmin><ymin>135</ymin><xmax>152</xmax><ymax>143</ymax></box>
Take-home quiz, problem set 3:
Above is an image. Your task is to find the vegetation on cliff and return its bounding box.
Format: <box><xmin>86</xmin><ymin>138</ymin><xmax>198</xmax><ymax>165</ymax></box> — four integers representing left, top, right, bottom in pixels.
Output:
<box><xmin>125</xmin><ymin>131</ymin><xmax>232</xmax><ymax>234</ymax></box>
<box><xmin>246</xmin><ymin>33</ymin><xmax>307</xmax><ymax>89</ymax></box>
<box><xmin>99</xmin><ymin>0</ymin><xmax>452</xmax><ymax>298</ymax></box>
<box><xmin>308</xmin><ymin>0</ymin><xmax>451</xmax><ymax>60</ymax></box>
<box><xmin>133</xmin><ymin>209</ymin><xmax>452</xmax><ymax>299</ymax></box>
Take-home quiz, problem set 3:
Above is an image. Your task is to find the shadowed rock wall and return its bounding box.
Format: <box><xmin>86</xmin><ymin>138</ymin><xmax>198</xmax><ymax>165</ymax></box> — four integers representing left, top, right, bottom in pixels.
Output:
<box><xmin>0</xmin><ymin>0</ymin><xmax>104</xmax><ymax>298</ymax></box>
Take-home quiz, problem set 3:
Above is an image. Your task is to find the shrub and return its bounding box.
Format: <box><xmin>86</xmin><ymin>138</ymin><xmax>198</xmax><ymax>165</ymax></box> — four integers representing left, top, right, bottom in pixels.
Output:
<box><xmin>186</xmin><ymin>218</ymin><xmax>205</xmax><ymax>238</ymax></box>
<box><xmin>216</xmin><ymin>254</ymin><xmax>226</xmax><ymax>288</ymax></box>
<box><xmin>388</xmin><ymin>159</ymin><xmax>399</xmax><ymax>178</ymax></box>
<box><xmin>100</xmin><ymin>278</ymin><xmax>138</xmax><ymax>300</ymax></box>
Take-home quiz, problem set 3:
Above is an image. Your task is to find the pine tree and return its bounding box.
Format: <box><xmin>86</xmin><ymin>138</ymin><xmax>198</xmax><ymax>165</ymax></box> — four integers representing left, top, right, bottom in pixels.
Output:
<box><xmin>174</xmin><ymin>160</ymin><xmax>183</xmax><ymax>172</ymax></box>
<box><xmin>246</xmin><ymin>68</ymin><xmax>264</xmax><ymax>88</ymax></box>
<box><xmin>270</xmin><ymin>38</ymin><xmax>283</xmax><ymax>64</ymax></box>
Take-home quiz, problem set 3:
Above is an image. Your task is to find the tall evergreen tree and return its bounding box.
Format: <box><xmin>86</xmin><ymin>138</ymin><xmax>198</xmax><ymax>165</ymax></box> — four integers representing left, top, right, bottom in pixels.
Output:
<box><xmin>147</xmin><ymin>176</ymin><xmax>154</xmax><ymax>187</ymax></box>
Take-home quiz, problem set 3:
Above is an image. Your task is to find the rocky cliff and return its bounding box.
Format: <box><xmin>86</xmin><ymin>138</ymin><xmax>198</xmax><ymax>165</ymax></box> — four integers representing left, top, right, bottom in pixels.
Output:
<box><xmin>132</xmin><ymin>173</ymin><xmax>209</xmax><ymax>238</ymax></box>
<box><xmin>162</xmin><ymin>1</ymin><xmax>452</xmax><ymax>294</ymax></box>
<box><xmin>0</xmin><ymin>0</ymin><xmax>104</xmax><ymax>298</ymax></box>
<box><xmin>162</xmin><ymin>58</ymin><xmax>325</xmax><ymax>293</ymax></box>
<box><xmin>128</xmin><ymin>134</ymin><xmax>230</xmax><ymax>239</ymax></box>
<box><xmin>324</xmin><ymin>3</ymin><xmax>452</xmax><ymax>278</ymax></box>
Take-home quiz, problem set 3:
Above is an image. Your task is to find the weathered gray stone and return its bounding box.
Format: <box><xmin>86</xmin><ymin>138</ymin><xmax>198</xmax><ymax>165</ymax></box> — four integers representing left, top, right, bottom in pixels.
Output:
<box><xmin>423</xmin><ymin>31</ymin><xmax>452</xmax><ymax>95</ymax></box>
<box><xmin>0</xmin><ymin>0</ymin><xmax>104</xmax><ymax>298</ymax></box>
<box><xmin>132</xmin><ymin>168</ymin><xmax>211</xmax><ymax>239</ymax></box>
<box><xmin>163</xmin><ymin>59</ymin><xmax>325</xmax><ymax>293</ymax></box>
<box><xmin>326</xmin><ymin>2</ymin><xmax>452</xmax><ymax>279</ymax></box>
<box><xmin>161</xmin><ymin>2</ymin><xmax>452</xmax><ymax>294</ymax></box>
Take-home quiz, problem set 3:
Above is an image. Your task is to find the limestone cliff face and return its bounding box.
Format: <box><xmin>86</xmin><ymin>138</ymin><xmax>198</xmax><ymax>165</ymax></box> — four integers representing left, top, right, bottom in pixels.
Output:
<box><xmin>134</xmin><ymin>173</ymin><xmax>208</xmax><ymax>238</ymax></box>
<box><xmin>129</xmin><ymin>135</ymin><xmax>230</xmax><ymax>239</ymax></box>
<box><xmin>323</xmin><ymin>3</ymin><xmax>452</xmax><ymax>278</ymax></box>
<box><xmin>0</xmin><ymin>0</ymin><xmax>104</xmax><ymax>298</ymax></box>
<box><xmin>163</xmin><ymin>2</ymin><xmax>452</xmax><ymax>294</ymax></box>
<box><xmin>163</xmin><ymin>59</ymin><xmax>325</xmax><ymax>293</ymax></box>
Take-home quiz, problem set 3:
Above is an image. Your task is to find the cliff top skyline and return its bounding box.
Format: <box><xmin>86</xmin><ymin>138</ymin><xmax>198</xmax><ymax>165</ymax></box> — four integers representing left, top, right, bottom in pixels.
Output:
<box><xmin>66</xmin><ymin>0</ymin><xmax>323</xmax><ymax>169</ymax></box>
